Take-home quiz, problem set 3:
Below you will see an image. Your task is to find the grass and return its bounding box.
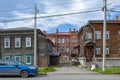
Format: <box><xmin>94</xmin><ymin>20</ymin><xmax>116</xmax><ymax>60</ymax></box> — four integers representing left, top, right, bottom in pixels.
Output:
<box><xmin>38</xmin><ymin>67</ymin><xmax>56</xmax><ymax>74</ymax></box>
<box><xmin>92</xmin><ymin>67</ymin><xmax>120</xmax><ymax>74</ymax></box>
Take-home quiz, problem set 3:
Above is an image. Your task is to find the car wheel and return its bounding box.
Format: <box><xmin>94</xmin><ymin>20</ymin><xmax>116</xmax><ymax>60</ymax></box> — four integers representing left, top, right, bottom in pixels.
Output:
<box><xmin>20</xmin><ymin>70</ymin><xmax>29</xmax><ymax>78</ymax></box>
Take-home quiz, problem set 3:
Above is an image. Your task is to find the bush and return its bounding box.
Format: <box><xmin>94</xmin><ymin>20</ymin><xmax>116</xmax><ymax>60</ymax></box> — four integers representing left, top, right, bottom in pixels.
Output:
<box><xmin>38</xmin><ymin>67</ymin><xmax>56</xmax><ymax>73</ymax></box>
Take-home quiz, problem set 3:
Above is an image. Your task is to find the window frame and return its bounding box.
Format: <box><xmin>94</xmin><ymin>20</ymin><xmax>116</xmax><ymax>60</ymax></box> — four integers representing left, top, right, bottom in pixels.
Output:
<box><xmin>106</xmin><ymin>31</ymin><xmax>109</xmax><ymax>39</ymax></box>
<box><xmin>95</xmin><ymin>30</ymin><xmax>101</xmax><ymax>39</ymax></box>
<box><xmin>106</xmin><ymin>48</ymin><xmax>109</xmax><ymax>54</ymax></box>
<box><xmin>15</xmin><ymin>38</ymin><xmax>21</xmax><ymax>48</ymax></box>
<box><xmin>95</xmin><ymin>47</ymin><xmax>101</xmax><ymax>54</ymax></box>
<box><xmin>25</xmin><ymin>37</ymin><xmax>31</xmax><ymax>47</ymax></box>
<box><xmin>62</xmin><ymin>38</ymin><xmax>65</xmax><ymax>43</ymax></box>
<box><xmin>26</xmin><ymin>55</ymin><xmax>32</xmax><ymax>64</ymax></box>
<box><xmin>4</xmin><ymin>55</ymin><xmax>11</xmax><ymax>60</ymax></box>
<box><xmin>4</xmin><ymin>38</ymin><xmax>10</xmax><ymax>48</ymax></box>
<box><xmin>86</xmin><ymin>31</ymin><xmax>92</xmax><ymax>39</ymax></box>
<box><xmin>14</xmin><ymin>55</ymin><xmax>21</xmax><ymax>62</ymax></box>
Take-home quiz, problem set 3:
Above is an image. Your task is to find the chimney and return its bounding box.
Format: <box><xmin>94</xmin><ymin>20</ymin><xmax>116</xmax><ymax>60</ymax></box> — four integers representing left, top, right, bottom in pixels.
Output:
<box><xmin>69</xmin><ymin>28</ymin><xmax>71</xmax><ymax>31</ymax></box>
<box><xmin>56</xmin><ymin>29</ymin><xmax>59</xmax><ymax>33</ymax></box>
<box><xmin>115</xmin><ymin>16</ymin><xmax>119</xmax><ymax>20</ymax></box>
<box><xmin>43</xmin><ymin>30</ymin><xmax>46</xmax><ymax>33</ymax></box>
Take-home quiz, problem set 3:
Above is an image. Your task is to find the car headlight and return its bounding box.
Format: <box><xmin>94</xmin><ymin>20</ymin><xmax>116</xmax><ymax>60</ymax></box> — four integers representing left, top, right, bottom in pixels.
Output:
<box><xmin>29</xmin><ymin>67</ymin><xmax>36</xmax><ymax>69</ymax></box>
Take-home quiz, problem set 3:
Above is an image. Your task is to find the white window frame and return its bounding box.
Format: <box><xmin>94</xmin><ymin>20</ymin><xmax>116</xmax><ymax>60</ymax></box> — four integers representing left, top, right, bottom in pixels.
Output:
<box><xmin>58</xmin><ymin>38</ymin><xmax>61</xmax><ymax>43</ymax></box>
<box><xmin>62</xmin><ymin>38</ymin><xmax>65</xmax><ymax>43</ymax></box>
<box><xmin>52</xmin><ymin>38</ymin><xmax>55</xmax><ymax>44</ymax></box>
<box><xmin>26</xmin><ymin>37</ymin><xmax>31</xmax><ymax>47</ymax></box>
<box><xmin>106</xmin><ymin>48</ymin><xmax>109</xmax><ymax>54</ymax></box>
<box><xmin>4</xmin><ymin>38</ymin><xmax>10</xmax><ymax>48</ymax></box>
<box><xmin>15</xmin><ymin>38</ymin><xmax>21</xmax><ymax>48</ymax></box>
<box><xmin>15</xmin><ymin>56</ymin><xmax>21</xmax><ymax>61</ymax></box>
<box><xmin>106</xmin><ymin>31</ymin><xmax>109</xmax><ymax>39</ymax></box>
<box><xmin>96</xmin><ymin>48</ymin><xmax>101</xmax><ymax>54</ymax></box>
<box><xmin>66</xmin><ymin>47</ymin><xmax>69</xmax><ymax>52</ymax></box>
<box><xmin>86</xmin><ymin>32</ymin><xmax>92</xmax><ymax>39</ymax></box>
<box><xmin>26</xmin><ymin>55</ymin><xmax>32</xmax><ymax>64</ymax></box>
<box><xmin>95</xmin><ymin>30</ymin><xmax>101</xmax><ymax>39</ymax></box>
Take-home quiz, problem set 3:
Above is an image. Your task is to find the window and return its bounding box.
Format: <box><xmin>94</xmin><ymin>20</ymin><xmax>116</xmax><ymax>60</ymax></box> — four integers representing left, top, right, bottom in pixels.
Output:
<box><xmin>66</xmin><ymin>38</ymin><xmax>69</xmax><ymax>43</ymax></box>
<box><xmin>66</xmin><ymin>47</ymin><xmax>69</xmax><ymax>52</ymax></box>
<box><xmin>62</xmin><ymin>38</ymin><xmax>65</xmax><ymax>43</ymax></box>
<box><xmin>26</xmin><ymin>55</ymin><xmax>32</xmax><ymax>64</ymax></box>
<box><xmin>4</xmin><ymin>38</ymin><xmax>10</xmax><ymax>48</ymax></box>
<box><xmin>118</xmin><ymin>47</ymin><xmax>120</xmax><ymax>54</ymax></box>
<box><xmin>86</xmin><ymin>32</ymin><xmax>92</xmax><ymax>39</ymax></box>
<box><xmin>15</xmin><ymin>56</ymin><xmax>21</xmax><ymax>62</ymax></box>
<box><xmin>95</xmin><ymin>30</ymin><xmax>101</xmax><ymax>39</ymax></box>
<box><xmin>26</xmin><ymin>37</ymin><xmax>31</xmax><ymax>47</ymax></box>
<box><xmin>4</xmin><ymin>55</ymin><xmax>10</xmax><ymax>60</ymax></box>
<box><xmin>52</xmin><ymin>38</ymin><xmax>55</xmax><ymax>44</ymax></box>
<box><xmin>106</xmin><ymin>48</ymin><xmax>109</xmax><ymax>54</ymax></box>
<box><xmin>58</xmin><ymin>38</ymin><xmax>61</xmax><ymax>43</ymax></box>
<box><xmin>40</xmin><ymin>43</ymin><xmax>45</xmax><ymax>49</ymax></box>
<box><xmin>118</xmin><ymin>31</ymin><xmax>120</xmax><ymax>39</ymax></box>
<box><xmin>96</xmin><ymin>48</ymin><xmax>101</xmax><ymax>54</ymax></box>
<box><xmin>106</xmin><ymin>31</ymin><xmax>109</xmax><ymax>39</ymax></box>
<box><xmin>72</xmin><ymin>38</ymin><xmax>77</xmax><ymax>43</ymax></box>
<box><xmin>15</xmin><ymin>38</ymin><xmax>21</xmax><ymax>48</ymax></box>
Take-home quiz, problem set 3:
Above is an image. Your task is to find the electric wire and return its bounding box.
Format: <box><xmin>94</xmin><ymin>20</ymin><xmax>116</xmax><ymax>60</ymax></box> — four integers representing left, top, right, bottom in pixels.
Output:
<box><xmin>0</xmin><ymin>9</ymin><xmax>101</xmax><ymax>23</ymax></box>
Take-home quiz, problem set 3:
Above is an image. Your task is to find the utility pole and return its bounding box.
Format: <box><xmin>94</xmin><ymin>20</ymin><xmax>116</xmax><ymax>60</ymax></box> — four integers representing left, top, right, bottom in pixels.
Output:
<box><xmin>102</xmin><ymin>0</ymin><xmax>107</xmax><ymax>72</ymax></box>
<box><xmin>34</xmin><ymin>4</ymin><xmax>37</xmax><ymax>66</ymax></box>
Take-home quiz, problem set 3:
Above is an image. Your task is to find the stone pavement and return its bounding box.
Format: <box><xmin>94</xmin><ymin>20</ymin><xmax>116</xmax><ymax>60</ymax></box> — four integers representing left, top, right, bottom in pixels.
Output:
<box><xmin>48</xmin><ymin>61</ymin><xmax>99</xmax><ymax>75</ymax></box>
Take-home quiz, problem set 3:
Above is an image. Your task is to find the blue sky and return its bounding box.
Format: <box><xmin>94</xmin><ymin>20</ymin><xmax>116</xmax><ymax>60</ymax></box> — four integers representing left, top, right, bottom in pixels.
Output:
<box><xmin>0</xmin><ymin>0</ymin><xmax>120</xmax><ymax>33</ymax></box>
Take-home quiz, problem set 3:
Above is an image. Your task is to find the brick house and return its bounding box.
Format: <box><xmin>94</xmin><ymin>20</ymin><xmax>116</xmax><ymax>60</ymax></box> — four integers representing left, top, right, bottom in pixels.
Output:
<box><xmin>45</xmin><ymin>28</ymin><xmax>78</xmax><ymax>60</ymax></box>
<box><xmin>78</xmin><ymin>20</ymin><xmax>120</xmax><ymax>66</ymax></box>
<box><xmin>0</xmin><ymin>27</ymin><xmax>54</xmax><ymax>67</ymax></box>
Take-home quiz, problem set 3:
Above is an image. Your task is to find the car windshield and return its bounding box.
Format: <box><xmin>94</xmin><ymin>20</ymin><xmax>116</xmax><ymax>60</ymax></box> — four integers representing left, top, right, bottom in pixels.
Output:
<box><xmin>17</xmin><ymin>61</ymin><xmax>26</xmax><ymax>65</ymax></box>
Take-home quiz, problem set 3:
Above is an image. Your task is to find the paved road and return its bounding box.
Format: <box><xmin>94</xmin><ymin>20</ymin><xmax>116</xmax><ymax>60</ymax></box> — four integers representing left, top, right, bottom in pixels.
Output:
<box><xmin>0</xmin><ymin>74</ymin><xmax>120</xmax><ymax>80</ymax></box>
<box><xmin>0</xmin><ymin>61</ymin><xmax>120</xmax><ymax>80</ymax></box>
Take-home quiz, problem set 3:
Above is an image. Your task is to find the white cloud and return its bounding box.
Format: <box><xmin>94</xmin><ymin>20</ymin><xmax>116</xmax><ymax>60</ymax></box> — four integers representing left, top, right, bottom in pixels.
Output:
<box><xmin>1</xmin><ymin>0</ymin><xmax>119</xmax><ymax>32</ymax></box>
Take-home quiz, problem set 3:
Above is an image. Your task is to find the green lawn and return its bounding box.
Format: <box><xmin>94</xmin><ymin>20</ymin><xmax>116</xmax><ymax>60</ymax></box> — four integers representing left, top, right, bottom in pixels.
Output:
<box><xmin>92</xmin><ymin>67</ymin><xmax>120</xmax><ymax>74</ymax></box>
<box><xmin>38</xmin><ymin>67</ymin><xmax>56</xmax><ymax>74</ymax></box>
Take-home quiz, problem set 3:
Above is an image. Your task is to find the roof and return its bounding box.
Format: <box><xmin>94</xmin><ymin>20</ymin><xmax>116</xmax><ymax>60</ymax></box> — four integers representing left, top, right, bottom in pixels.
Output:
<box><xmin>57</xmin><ymin>32</ymin><xmax>70</xmax><ymax>36</ymax></box>
<box><xmin>0</xmin><ymin>27</ymin><xmax>34</xmax><ymax>31</ymax></box>
<box><xmin>88</xmin><ymin>20</ymin><xmax>120</xmax><ymax>23</ymax></box>
<box><xmin>50</xmin><ymin>51</ymin><xmax>60</xmax><ymax>56</ymax></box>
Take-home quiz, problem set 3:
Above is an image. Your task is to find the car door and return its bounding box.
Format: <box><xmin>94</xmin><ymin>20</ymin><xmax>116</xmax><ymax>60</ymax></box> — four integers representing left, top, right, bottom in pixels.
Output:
<box><xmin>0</xmin><ymin>60</ymin><xmax>8</xmax><ymax>75</ymax></box>
<box><xmin>5</xmin><ymin>61</ymin><xmax>21</xmax><ymax>75</ymax></box>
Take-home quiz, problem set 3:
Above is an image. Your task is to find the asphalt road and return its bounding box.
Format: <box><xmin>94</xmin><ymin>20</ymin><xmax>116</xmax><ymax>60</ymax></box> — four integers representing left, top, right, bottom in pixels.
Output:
<box><xmin>0</xmin><ymin>61</ymin><xmax>120</xmax><ymax>80</ymax></box>
<box><xmin>0</xmin><ymin>74</ymin><xmax>120</xmax><ymax>80</ymax></box>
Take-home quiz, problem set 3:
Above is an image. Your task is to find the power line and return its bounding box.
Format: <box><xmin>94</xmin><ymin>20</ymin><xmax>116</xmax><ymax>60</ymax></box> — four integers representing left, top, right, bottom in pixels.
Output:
<box><xmin>0</xmin><ymin>9</ymin><xmax>101</xmax><ymax>23</ymax></box>
<box><xmin>0</xmin><ymin>7</ymin><xmax>34</xmax><ymax>13</ymax></box>
<box><xmin>108</xmin><ymin>10</ymin><xmax>120</xmax><ymax>12</ymax></box>
<box><xmin>40</xmin><ymin>0</ymin><xmax>97</xmax><ymax>7</ymax></box>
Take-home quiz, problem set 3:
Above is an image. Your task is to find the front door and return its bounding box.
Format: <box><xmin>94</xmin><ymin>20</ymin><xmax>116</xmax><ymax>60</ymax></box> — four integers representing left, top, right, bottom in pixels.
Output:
<box><xmin>85</xmin><ymin>46</ymin><xmax>94</xmax><ymax>62</ymax></box>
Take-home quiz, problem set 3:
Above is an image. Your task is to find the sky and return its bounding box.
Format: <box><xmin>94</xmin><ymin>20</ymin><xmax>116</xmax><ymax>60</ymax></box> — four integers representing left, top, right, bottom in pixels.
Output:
<box><xmin>0</xmin><ymin>0</ymin><xmax>120</xmax><ymax>33</ymax></box>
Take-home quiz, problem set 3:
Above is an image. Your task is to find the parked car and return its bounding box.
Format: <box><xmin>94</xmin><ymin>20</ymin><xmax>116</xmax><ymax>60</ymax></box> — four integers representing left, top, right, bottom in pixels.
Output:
<box><xmin>0</xmin><ymin>60</ymin><xmax>38</xmax><ymax>78</ymax></box>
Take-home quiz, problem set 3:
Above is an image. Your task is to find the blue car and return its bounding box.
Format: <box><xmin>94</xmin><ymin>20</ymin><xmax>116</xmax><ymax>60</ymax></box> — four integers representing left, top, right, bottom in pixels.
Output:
<box><xmin>0</xmin><ymin>60</ymin><xmax>38</xmax><ymax>78</ymax></box>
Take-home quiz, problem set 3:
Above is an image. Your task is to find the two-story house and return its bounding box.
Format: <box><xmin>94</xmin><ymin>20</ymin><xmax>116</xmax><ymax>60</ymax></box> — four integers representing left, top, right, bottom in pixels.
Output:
<box><xmin>46</xmin><ymin>28</ymin><xmax>78</xmax><ymax>61</ymax></box>
<box><xmin>0</xmin><ymin>27</ymin><xmax>54</xmax><ymax>67</ymax></box>
<box><xmin>78</xmin><ymin>19</ymin><xmax>120</xmax><ymax>66</ymax></box>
